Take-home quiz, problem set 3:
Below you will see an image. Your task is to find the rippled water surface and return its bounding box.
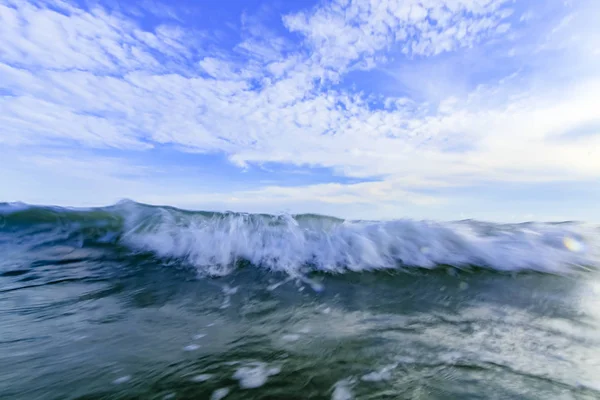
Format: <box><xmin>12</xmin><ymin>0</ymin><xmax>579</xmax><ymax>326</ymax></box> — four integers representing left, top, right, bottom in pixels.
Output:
<box><xmin>1</xmin><ymin>202</ymin><xmax>600</xmax><ymax>399</ymax></box>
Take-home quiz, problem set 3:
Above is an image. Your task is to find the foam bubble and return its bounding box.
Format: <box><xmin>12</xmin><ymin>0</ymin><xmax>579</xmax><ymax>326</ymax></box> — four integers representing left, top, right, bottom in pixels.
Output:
<box><xmin>440</xmin><ymin>352</ymin><xmax>463</xmax><ymax>364</ymax></box>
<box><xmin>396</xmin><ymin>356</ymin><xmax>416</xmax><ymax>364</ymax></box>
<box><xmin>233</xmin><ymin>362</ymin><xmax>280</xmax><ymax>389</ymax></box>
<box><xmin>361</xmin><ymin>364</ymin><xmax>397</xmax><ymax>382</ymax></box>
<box><xmin>193</xmin><ymin>334</ymin><xmax>206</xmax><ymax>340</ymax></box>
<box><xmin>211</xmin><ymin>388</ymin><xmax>230</xmax><ymax>400</ymax></box>
<box><xmin>183</xmin><ymin>344</ymin><xmax>200</xmax><ymax>351</ymax></box>
<box><xmin>191</xmin><ymin>374</ymin><xmax>213</xmax><ymax>382</ymax></box>
<box><xmin>332</xmin><ymin>378</ymin><xmax>354</xmax><ymax>400</ymax></box>
<box><xmin>112</xmin><ymin>376</ymin><xmax>131</xmax><ymax>384</ymax></box>
<box><xmin>223</xmin><ymin>285</ymin><xmax>238</xmax><ymax>295</ymax></box>
<box><xmin>282</xmin><ymin>334</ymin><xmax>300</xmax><ymax>342</ymax></box>
<box><xmin>267</xmin><ymin>277</ymin><xmax>293</xmax><ymax>291</ymax></box>
<box><xmin>220</xmin><ymin>285</ymin><xmax>238</xmax><ymax>309</ymax></box>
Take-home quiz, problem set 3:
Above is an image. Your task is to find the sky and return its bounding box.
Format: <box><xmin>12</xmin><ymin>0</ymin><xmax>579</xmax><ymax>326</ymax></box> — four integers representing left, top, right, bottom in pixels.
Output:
<box><xmin>1</xmin><ymin>0</ymin><xmax>599</xmax><ymax>222</ymax></box>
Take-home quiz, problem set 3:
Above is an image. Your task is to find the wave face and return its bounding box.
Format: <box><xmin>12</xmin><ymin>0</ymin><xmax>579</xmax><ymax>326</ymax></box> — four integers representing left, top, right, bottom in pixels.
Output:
<box><xmin>1</xmin><ymin>201</ymin><xmax>598</xmax><ymax>275</ymax></box>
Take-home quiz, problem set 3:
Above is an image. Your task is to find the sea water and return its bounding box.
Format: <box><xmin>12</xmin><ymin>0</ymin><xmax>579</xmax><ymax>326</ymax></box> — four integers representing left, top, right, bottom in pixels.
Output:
<box><xmin>1</xmin><ymin>201</ymin><xmax>599</xmax><ymax>399</ymax></box>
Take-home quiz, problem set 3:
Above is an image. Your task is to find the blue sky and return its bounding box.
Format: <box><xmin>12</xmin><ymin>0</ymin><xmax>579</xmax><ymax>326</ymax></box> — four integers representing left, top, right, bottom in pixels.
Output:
<box><xmin>1</xmin><ymin>0</ymin><xmax>599</xmax><ymax>221</ymax></box>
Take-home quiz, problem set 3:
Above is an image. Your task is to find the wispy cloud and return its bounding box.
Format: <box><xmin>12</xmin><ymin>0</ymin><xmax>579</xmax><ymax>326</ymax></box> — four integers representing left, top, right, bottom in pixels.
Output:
<box><xmin>1</xmin><ymin>0</ymin><xmax>599</xmax><ymax>220</ymax></box>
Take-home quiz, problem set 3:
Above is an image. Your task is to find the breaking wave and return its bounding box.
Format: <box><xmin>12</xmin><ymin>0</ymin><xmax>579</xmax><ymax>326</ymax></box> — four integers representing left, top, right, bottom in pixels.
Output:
<box><xmin>1</xmin><ymin>200</ymin><xmax>598</xmax><ymax>276</ymax></box>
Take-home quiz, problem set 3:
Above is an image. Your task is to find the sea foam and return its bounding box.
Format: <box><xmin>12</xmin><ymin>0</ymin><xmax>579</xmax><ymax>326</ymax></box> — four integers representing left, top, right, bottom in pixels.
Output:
<box><xmin>2</xmin><ymin>201</ymin><xmax>598</xmax><ymax>275</ymax></box>
<box><xmin>118</xmin><ymin>202</ymin><xmax>599</xmax><ymax>275</ymax></box>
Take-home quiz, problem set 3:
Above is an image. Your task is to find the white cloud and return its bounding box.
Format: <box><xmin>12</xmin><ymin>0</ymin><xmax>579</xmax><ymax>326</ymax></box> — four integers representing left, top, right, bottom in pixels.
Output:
<box><xmin>0</xmin><ymin>0</ymin><xmax>202</xmax><ymax>72</ymax></box>
<box><xmin>146</xmin><ymin>180</ymin><xmax>442</xmax><ymax>211</ymax></box>
<box><xmin>283</xmin><ymin>0</ymin><xmax>513</xmax><ymax>68</ymax></box>
<box><xmin>1</xmin><ymin>0</ymin><xmax>599</xmax><ymax>219</ymax></box>
<box><xmin>0</xmin><ymin>148</ymin><xmax>159</xmax><ymax>206</ymax></box>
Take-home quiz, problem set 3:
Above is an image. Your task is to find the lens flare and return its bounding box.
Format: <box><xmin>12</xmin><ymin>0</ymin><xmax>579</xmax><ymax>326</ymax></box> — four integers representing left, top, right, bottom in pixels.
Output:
<box><xmin>563</xmin><ymin>236</ymin><xmax>584</xmax><ymax>252</ymax></box>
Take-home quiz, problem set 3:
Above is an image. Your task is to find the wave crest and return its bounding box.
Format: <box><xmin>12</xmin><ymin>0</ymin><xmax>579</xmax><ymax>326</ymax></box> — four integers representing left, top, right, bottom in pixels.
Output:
<box><xmin>2</xmin><ymin>201</ymin><xmax>598</xmax><ymax>275</ymax></box>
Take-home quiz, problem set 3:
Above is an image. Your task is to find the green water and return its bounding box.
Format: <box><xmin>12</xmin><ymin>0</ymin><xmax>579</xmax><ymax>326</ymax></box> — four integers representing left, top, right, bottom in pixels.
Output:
<box><xmin>2</xmin><ymin>264</ymin><xmax>600</xmax><ymax>399</ymax></box>
<box><xmin>1</xmin><ymin>202</ymin><xmax>599</xmax><ymax>399</ymax></box>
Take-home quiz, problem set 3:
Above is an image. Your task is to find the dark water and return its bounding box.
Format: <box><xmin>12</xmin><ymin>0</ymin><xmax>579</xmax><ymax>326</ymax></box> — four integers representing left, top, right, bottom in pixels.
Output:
<box><xmin>1</xmin><ymin>202</ymin><xmax>600</xmax><ymax>399</ymax></box>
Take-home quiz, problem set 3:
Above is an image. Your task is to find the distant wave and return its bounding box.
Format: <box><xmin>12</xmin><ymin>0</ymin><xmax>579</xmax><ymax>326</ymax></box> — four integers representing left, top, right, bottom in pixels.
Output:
<box><xmin>1</xmin><ymin>200</ymin><xmax>598</xmax><ymax>275</ymax></box>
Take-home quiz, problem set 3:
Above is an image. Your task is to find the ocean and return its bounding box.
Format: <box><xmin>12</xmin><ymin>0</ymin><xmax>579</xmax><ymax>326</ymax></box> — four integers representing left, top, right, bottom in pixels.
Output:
<box><xmin>1</xmin><ymin>200</ymin><xmax>599</xmax><ymax>399</ymax></box>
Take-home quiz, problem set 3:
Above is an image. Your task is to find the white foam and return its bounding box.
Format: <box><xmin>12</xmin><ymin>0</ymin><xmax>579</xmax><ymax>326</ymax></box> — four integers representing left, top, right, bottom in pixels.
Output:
<box><xmin>119</xmin><ymin>206</ymin><xmax>600</xmax><ymax>275</ymax></box>
<box><xmin>267</xmin><ymin>277</ymin><xmax>294</xmax><ymax>291</ymax></box>
<box><xmin>223</xmin><ymin>285</ymin><xmax>238</xmax><ymax>295</ymax></box>
<box><xmin>440</xmin><ymin>352</ymin><xmax>463</xmax><ymax>364</ymax></box>
<box><xmin>282</xmin><ymin>334</ymin><xmax>301</xmax><ymax>342</ymax></box>
<box><xmin>332</xmin><ymin>378</ymin><xmax>354</xmax><ymax>400</ymax></box>
<box><xmin>396</xmin><ymin>356</ymin><xmax>416</xmax><ymax>364</ymax></box>
<box><xmin>211</xmin><ymin>388</ymin><xmax>230</xmax><ymax>400</ymax></box>
<box><xmin>233</xmin><ymin>362</ymin><xmax>280</xmax><ymax>389</ymax></box>
<box><xmin>268</xmin><ymin>366</ymin><xmax>281</xmax><ymax>375</ymax></box>
<box><xmin>361</xmin><ymin>364</ymin><xmax>397</xmax><ymax>382</ymax></box>
<box><xmin>191</xmin><ymin>374</ymin><xmax>213</xmax><ymax>382</ymax></box>
<box><xmin>220</xmin><ymin>285</ymin><xmax>238</xmax><ymax>309</ymax></box>
<box><xmin>183</xmin><ymin>344</ymin><xmax>200</xmax><ymax>351</ymax></box>
<box><xmin>193</xmin><ymin>334</ymin><xmax>206</xmax><ymax>340</ymax></box>
<box><xmin>298</xmin><ymin>326</ymin><xmax>311</xmax><ymax>333</ymax></box>
<box><xmin>112</xmin><ymin>375</ymin><xmax>131</xmax><ymax>384</ymax></box>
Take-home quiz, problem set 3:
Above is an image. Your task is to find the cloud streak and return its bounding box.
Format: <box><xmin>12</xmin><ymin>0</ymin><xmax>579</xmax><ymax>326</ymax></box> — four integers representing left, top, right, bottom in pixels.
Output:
<box><xmin>1</xmin><ymin>0</ymin><xmax>599</xmax><ymax>220</ymax></box>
